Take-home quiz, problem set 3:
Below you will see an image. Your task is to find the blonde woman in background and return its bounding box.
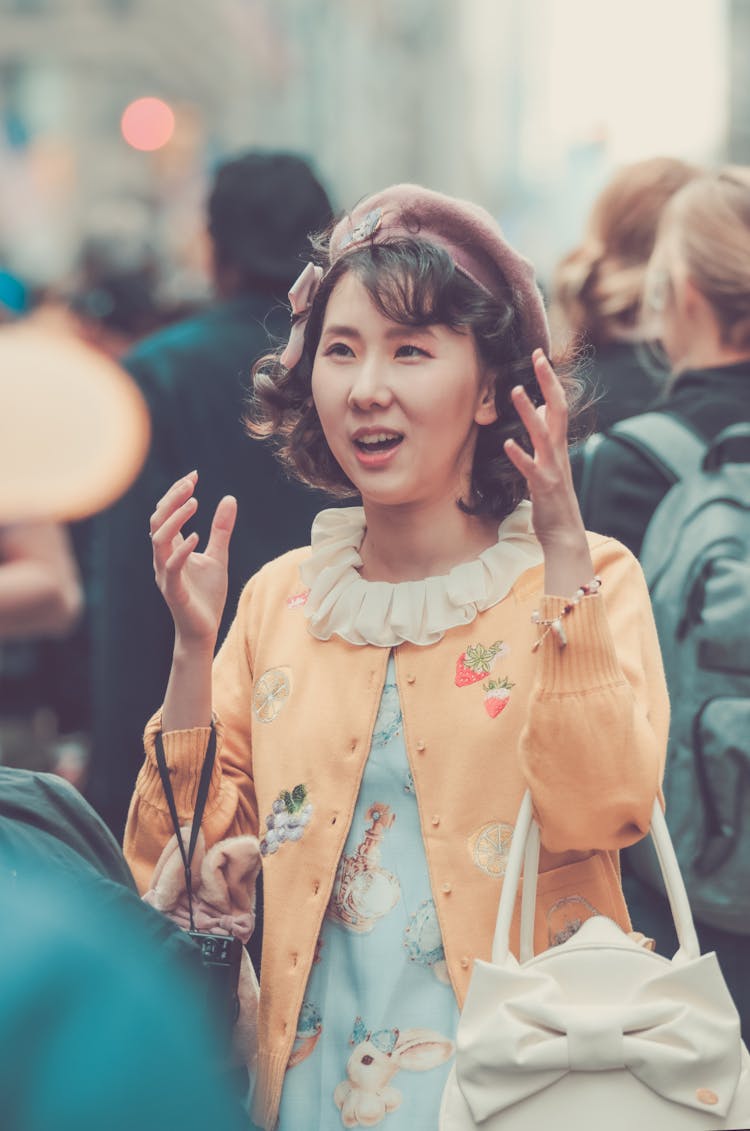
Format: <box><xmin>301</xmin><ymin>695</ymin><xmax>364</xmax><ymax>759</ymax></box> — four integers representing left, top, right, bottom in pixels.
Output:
<box><xmin>574</xmin><ymin>167</ymin><xmax>750</xmax><ymax>1038</ymax></box>
<box><xmin>553</xmin><ymin>156</ymin><xmax>701</xmax><ymax>433</ymax></box>
<box><xmin>575</xmin><ymin>167</ymin><xmax>750</xmax><ymax>555</ymax></box>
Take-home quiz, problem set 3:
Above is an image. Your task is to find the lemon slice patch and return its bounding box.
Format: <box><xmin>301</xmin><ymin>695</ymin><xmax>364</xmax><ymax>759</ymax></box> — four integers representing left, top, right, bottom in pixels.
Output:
<box><xmin>469</xmin><ymin>821</ymin><xmax>514</xmax><ymax>878</ymax></box>
<box><xmin>253</xmin><ymin>666</ymin><xmax>292</xmax><ymax>724</ymax></box>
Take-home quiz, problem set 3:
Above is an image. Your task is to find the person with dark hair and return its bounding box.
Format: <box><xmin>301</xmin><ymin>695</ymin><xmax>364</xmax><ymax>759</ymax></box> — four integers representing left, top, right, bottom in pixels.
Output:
<box><xmin>124</xmin><ymin>184</ymin><xmax>668</xmax><ymax>1131</ymax></box>
<box><xmin>208</xmin><ymin>151</ymin><xmax>333</xmax><ymax>294</ymax></box>
<box><xmin>69</xmin><ymin>230</ymin><xmax>164</xmax><ymax>357</ymax></box>
<box><xmin>85</xmin><ymin>151</ymin><xmax>334</xmax><ymax>865</ymax></box>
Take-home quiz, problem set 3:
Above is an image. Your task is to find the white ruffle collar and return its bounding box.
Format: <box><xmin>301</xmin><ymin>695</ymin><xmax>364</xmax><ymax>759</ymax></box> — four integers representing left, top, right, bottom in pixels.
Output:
<box><xmin>299</xmin><ymin>501</ymin><xmax>543</xmax><ymax>647</ymax></box>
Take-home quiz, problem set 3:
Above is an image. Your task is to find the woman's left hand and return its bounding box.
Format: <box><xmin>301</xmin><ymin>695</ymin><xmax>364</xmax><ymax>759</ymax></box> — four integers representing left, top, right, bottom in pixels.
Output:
<box><xmin>503</xmin><ymin>349</ymin><xmax>595</xmax><ymax>595</ymax></box>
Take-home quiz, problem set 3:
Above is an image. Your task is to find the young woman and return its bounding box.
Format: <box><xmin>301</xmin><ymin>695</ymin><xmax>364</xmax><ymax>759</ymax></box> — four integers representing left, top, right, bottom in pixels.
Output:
<box><xmin>124</xmin><ymin>184</ymin><xmax>668</xmax><ymax>1130</ymax></box>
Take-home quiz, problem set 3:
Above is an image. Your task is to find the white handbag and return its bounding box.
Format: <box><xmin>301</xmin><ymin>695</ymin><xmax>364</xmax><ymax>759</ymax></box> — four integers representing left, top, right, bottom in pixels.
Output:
<box><xmin>440</xmin><ymin>791</ymin><xmax>750</xmax><ymax>1130</ymax></box>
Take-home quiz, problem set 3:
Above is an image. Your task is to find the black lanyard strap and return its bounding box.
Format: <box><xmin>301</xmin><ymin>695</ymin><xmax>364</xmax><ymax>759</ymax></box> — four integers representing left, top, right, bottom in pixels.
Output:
<box><xmin>154</xmin><ymin>725</ymin><xmax>217</xmax><ymax>932</ymax></box>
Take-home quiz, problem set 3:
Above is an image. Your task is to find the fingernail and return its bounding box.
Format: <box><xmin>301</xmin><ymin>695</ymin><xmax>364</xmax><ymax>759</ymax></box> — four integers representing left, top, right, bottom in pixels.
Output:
<box><xmin>532</xmin><ymin>348</ymin><xmax>545</xmax><ymax>362</ymax></box>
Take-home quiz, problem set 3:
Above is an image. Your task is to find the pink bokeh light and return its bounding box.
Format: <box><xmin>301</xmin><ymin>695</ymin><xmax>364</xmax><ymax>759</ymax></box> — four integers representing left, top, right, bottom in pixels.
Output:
<box><xmin>121</xmin><ymin>97</ymin><xmax>175</xmax><ymax>152</ymax></box>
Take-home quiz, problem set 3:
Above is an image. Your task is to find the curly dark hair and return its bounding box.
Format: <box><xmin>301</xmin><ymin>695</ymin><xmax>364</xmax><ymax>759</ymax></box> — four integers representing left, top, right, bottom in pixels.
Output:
<box><xmin>248</xmin><ymin>237</ymin><xmax>586</xmax><ymax>522</ymax></box>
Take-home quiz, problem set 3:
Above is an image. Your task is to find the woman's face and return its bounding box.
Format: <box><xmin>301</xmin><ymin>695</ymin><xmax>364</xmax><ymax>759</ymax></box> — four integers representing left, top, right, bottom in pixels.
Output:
<box><xmin>311</xmin><ymin>270</ymin><xmax>497</xmax><ymax>514</ymax></box>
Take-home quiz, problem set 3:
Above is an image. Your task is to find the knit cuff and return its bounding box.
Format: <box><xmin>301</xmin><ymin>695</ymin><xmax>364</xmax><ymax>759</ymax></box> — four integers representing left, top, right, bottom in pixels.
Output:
<box><xmin>534</xmin><ymin>594</ymin><xmax>622</xmax><ymax>694</ymax></box>
<box><xmin>136</xmin><ymin>710</ymin><xmax>223</xmax><ymax>821</ymax></box>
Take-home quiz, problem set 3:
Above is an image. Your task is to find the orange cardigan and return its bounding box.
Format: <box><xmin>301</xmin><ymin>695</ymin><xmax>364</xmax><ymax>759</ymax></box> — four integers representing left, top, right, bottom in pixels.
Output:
<box><xmin>124</xmin><ymin>532</ymin><xmax>668</xmax><ymax>1129</ymax></box>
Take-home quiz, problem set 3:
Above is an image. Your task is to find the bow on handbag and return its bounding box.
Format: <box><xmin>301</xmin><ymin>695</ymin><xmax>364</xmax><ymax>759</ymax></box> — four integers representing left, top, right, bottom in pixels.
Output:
<box><xmin>441</xmin><ymin>792</ymin><xmax>750</xmax><ymax>1130</ymax></box>
<box><xmin>456</xmin><ymin>927</ymin><xmax>742</xmax><ymax>1121</ymax></box>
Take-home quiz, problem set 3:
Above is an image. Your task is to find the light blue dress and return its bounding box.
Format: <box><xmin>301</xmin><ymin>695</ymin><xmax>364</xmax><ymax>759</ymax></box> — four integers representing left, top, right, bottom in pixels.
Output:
<box><xmin>275</xmin><ymin>655</ymin><xmax>459</xmax><ymax>1129</ymax></box>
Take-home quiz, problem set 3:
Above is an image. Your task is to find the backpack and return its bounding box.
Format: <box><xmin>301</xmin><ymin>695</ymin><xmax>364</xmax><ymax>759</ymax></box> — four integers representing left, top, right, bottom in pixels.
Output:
<box><xmin>580</xmin><ymin>414</ymin><xmax>750</xmax><ymax>934</ymax></box>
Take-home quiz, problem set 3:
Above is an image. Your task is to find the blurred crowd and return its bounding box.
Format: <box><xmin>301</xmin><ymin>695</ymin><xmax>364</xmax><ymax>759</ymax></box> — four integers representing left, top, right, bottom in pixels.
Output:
<box><xmin>5</xmin><ymin>151</ymin><xmax>748</xmax><ymax>813</ymax></box>
<box><xmin>1</xmin><ymin>145</ymin><xmax>749</xmax><ymax>1126</ymax></box>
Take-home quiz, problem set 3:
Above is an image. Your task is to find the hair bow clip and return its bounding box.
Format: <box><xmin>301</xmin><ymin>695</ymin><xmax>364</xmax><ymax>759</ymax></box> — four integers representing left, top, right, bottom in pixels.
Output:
<box><xmin>279</xmin><ymin>262</ymin><xmax>324</xmax><ymax>370</ymax></box>
<box><xmin>337</xmin><ymin>207</ymin><xmax>383</xmax><ymax>251</ymax></box>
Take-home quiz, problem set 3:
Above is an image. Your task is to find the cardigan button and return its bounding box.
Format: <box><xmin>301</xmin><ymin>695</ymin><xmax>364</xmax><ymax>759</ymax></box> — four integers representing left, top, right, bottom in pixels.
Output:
<box><xmin>416</xmin><ymin>740</ymin><xmax>426</xmax><ymax>753</ymax></box>
<box><xmin>406</xmin><ymin>673</ymin><xmax>416</xmax><ymax>684</ymax></box>
<box><xmin>431</xmin><ymin>815</ymin><xmax>440</xmax><ymax>827</ymax></box>
<box><xmin>441</xmin><ymin>881</ymin><xmax>452</xmax><ymax>894</ymax></box>
<box><xmin>460</xmin><ymin>956</ymin><xmax>470</xmax><ymax>969</ymax></box>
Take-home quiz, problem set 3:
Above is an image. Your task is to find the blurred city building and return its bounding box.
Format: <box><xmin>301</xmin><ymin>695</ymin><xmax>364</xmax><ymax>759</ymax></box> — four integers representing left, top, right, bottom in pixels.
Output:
<box><xmin>0</xmin><ymin>0</ymin><xmax>747</xmax><ymax>298</ymax></box>
<box><xmin>730</xmin><ymin>0</ymin><xmax>750</xmax><ymax>162</ymax></box>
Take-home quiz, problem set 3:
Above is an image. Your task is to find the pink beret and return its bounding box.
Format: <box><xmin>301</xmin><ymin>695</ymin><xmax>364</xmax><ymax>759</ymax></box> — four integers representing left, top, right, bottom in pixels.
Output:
<box><xmin>329</xmin><ymin>183</ymin><xmax>550</xmax><ymax>356</ymax></box>
<box><xmin>280</xmin><ymin>183</ymin><xmax>550</xmax><ymax>369</ymax></box>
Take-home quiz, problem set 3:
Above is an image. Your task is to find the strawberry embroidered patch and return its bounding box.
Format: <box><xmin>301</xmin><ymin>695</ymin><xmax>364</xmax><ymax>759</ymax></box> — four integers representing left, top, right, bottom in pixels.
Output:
<box><xmin>455</xmin><ymin>641</ymin><xmax>508</xmax><ymax>687</ymax></box>
<box><xmin>286</xmin><ymin>589</ymin><xmax>310</xmax><ymax>609</ymax></box>
<box><xmin>482</xmin><ymin>677</ymin><xmax>514</xmax><ymax>718</ymax></box>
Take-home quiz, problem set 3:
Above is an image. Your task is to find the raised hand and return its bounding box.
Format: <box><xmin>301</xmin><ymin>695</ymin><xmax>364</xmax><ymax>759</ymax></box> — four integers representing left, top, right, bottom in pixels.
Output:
<box><xmin>149</xmin><ymin>470</ymin><xmax>237</xmax><ymax>649</ymax></box>
<box><xmin>503</xmin><ymin>350</ymin><xmax>594</xmax><ymax>595</ymax></box>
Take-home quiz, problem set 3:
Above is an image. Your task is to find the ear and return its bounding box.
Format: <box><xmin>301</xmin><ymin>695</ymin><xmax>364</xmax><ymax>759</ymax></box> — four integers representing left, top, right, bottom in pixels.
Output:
<box><xmin>474</xmin><ymin>378</ymin><xmax>498</xmax><ymax>427</ymax></box>
<box><xmin>681</xmin><ymin>274</ymin><xmax>712</xmax><ymax>321</ymax></box>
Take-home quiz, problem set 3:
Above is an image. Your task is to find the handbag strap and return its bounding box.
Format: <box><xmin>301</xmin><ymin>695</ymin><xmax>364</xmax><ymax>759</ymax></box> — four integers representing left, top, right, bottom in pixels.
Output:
<box><xmin>154</xmin><ymin>725</ymin><xmax>217</xmax><ymax>932</ymax></box>
<box><xmin>491</xmin><ymin>791</ymin><xmax>701</xmax><ymax>965</ymax></box>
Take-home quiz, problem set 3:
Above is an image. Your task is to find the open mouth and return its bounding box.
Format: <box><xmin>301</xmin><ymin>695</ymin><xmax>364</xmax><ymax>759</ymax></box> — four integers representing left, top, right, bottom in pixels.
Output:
<box><xmin>353</xmin><ymin>431</ymin><xmax>404</xmax><ymax>454</ymax></box>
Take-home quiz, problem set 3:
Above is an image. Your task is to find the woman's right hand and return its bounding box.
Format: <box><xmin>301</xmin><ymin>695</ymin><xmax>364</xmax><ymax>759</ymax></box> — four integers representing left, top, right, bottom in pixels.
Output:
<box><xmin>149</xmin><ymin>470</ymin><xmax>237</xmax><ymax>650</ymax></box>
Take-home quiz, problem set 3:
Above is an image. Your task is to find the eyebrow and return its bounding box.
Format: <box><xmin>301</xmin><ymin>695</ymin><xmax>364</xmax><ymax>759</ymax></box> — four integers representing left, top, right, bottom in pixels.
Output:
<box><xmin>321</xmin><ymin>323</ymin><xmax>438</xmax><ymax>340</ymax></box>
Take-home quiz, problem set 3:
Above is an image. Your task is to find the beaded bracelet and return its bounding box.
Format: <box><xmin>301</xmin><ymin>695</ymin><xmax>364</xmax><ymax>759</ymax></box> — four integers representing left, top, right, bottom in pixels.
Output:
<box><xmin>531</xmin><ymin>576</ymin><xmax>602</xmax><ymax>651</ymax></box>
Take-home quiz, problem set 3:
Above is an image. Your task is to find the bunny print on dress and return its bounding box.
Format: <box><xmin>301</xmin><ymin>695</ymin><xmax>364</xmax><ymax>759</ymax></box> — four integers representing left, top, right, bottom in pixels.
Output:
<box><xmin>334</xmin><ymin>1017</ymin><xmax>454</xmax><ymax>1128</ymax></box>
